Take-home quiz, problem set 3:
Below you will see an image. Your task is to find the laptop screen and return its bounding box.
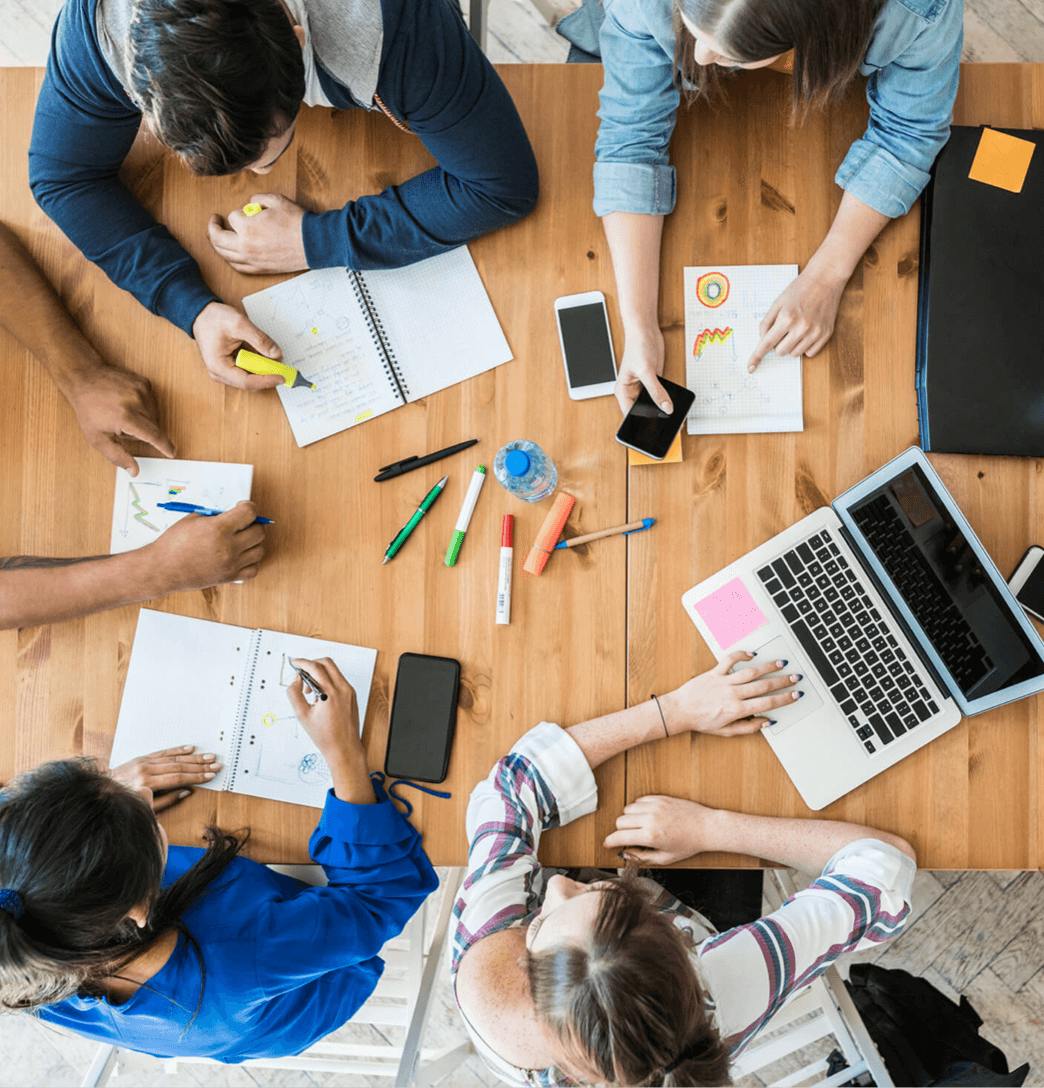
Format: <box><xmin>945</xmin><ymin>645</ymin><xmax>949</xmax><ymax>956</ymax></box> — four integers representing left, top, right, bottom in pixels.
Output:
<box><xmin>849</xmin><ymin>464</ymin><xmax>1043</xmax><ymax>700</ymax></box>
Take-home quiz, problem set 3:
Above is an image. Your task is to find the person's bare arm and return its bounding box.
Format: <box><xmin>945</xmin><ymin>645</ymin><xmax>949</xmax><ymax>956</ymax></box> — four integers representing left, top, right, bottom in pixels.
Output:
<box><xmin>602</xmin><ymin>211</ymin><xmax>672</xmax><ymax>414</ymax></box>
<box><xmin>0</xmin><ymin>503</ymin><xmax>267</xmax><ymax>630</ymax></box>
<box><xmin>0</xmin><ymin>222</ymin><xmax>174</xmax><ymax>474</ymax></box>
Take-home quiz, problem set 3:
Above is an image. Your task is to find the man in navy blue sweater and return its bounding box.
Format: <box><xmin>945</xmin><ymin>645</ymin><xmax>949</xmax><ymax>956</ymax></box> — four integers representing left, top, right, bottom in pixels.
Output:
<box><xmin>29</xmin><ymin>0</ymin><xmax>539</xmax><ymax>390</ymax></box>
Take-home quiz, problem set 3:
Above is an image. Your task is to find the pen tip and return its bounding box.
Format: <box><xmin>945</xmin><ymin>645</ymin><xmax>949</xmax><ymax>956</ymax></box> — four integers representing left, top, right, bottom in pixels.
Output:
<box><xmin>381</xmin><ymin>557</ymin><xmax>390</xmax><ymax>565</ymax></box>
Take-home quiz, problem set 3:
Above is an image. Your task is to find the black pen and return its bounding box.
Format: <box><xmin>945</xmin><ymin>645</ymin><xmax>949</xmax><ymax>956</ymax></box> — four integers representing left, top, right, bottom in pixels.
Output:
<box><xmin>374</xmin><ymin>438</ymin><xmax>479</xmax><ymax>482</ymax></box>
<box><xmin>290</xmin><ymin>662</ymin><xmax>328</xmax><ymax>701</ymax></box>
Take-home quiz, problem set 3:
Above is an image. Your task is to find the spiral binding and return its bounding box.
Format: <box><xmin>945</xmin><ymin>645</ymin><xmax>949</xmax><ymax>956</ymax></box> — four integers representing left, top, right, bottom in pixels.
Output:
<box><xmin>349</xmin><ymin>270</ymin><xmax>410</xmax><ymax>404</ymax></box>
<box><xmin>226</xmin><ymin>630</ymin><xmax>262</xmax><ymax>790</ymax></box>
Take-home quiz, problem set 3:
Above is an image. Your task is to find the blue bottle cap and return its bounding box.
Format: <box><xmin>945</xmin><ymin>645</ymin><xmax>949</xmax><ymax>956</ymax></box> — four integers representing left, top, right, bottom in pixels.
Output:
<box><xmin>504</xmin><ymin>449</ymin><xmax>531</xmax><ymax>477</ymax></box>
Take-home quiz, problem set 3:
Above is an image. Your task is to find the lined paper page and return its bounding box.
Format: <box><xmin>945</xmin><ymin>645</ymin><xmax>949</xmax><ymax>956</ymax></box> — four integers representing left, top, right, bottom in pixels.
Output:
<box><xmin>361</xmin><ymin>248</ymin><xmax>513</xmax><ymax>402</ymax></box>
<box><xmin>684</xmin><ymin>265</ymin><xmax>804</xmax><ymax>435</ymax></box>
<box><xmin>243</xmin><ymin>269</ymin><xmax>399</xmax><ymax>447</ymax></box>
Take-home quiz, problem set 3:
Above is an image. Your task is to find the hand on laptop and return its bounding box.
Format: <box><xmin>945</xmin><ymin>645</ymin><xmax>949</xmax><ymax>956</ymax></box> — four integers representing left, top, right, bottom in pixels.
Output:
<box><xmin>657</xmin><ymin>651</ymin><xmax>802</xmax><ymax>736</ymax></box>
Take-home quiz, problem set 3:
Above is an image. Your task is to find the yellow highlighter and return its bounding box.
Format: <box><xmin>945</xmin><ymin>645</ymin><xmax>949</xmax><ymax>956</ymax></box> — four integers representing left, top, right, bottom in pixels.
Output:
<box><xmin>235</xmin><ymin>348</ymin><xmax>317</xmax><ymax>390</ymax></box>
<box><xmin>242</xmin><ymin>202</ymin><xmax>264</xmax><ymax>216</ymax></box>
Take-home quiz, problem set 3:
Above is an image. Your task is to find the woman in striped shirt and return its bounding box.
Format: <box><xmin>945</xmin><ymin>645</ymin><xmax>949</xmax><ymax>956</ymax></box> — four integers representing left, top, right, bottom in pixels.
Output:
<box><xmin>452</xmin><ymin>651</ymin><xmax>915</xmax><ymax>1086</ymax></box>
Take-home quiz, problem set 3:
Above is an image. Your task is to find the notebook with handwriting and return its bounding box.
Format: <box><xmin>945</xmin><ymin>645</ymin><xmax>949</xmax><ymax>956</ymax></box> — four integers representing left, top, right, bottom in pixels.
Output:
<box><xmin>242</xmin><ymin>247</ymin><xmax>513</xmax><ymax>447</ymax></box>
<box><xmin>110</xmin><ymin>610</ymin><xmax>377</xmax><ymax>809</ymax></box>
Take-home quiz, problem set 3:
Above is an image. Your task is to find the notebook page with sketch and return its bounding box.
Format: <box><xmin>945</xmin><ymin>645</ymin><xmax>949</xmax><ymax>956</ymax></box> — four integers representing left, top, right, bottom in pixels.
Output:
<box><xmin>110</xmin><ymin>610</ymin><xmax>378</xmax><ymax>808</ymax></box>
<box><xmin>684</xmin><ymin>265</ymin><xmax>804</xmax><ymax>435</ymax></box>
<box><xmin>242</xmin><ymin>247</ymin><xmax>512</xmax><ymax>447</ymax></box>
<box><xmin>110</xmin><ymin>458</ymin><xmax>253</xmax><ymax>553</ymax></box>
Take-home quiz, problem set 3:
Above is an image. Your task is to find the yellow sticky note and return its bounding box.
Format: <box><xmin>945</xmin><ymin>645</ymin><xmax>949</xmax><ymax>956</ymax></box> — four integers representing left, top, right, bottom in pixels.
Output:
<box><xmin>968</xmin><ymin>128</ymin><xmax>1036</xmax><ymax>194</ymax></box>
<box><xmin>628</xmin><ymin>432</ymin><xmax>683</xmax><ymax>466</ymax></box>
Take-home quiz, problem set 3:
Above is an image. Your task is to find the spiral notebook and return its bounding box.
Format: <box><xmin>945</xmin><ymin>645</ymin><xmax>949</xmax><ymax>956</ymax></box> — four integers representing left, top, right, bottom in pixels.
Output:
<box><xmin>242</xmin><ymin>247</ymin><xmax>513</xmax><ymax>447</ymax></box>
<box><xmin>110</xmin><ymin>610</ymin><xmax>378</xmax><ymax>809</ymax></box>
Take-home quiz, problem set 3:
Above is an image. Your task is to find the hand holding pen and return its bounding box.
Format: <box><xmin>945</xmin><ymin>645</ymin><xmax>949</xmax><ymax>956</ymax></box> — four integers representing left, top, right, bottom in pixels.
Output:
<box><xmin>144</xmin><ymin>502</ymin><xmax>267</xmax><ymax>590</ymax></box>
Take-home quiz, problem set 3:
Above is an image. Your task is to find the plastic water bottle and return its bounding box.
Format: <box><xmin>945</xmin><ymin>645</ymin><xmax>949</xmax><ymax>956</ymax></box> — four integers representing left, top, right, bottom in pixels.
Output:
<box><xmin>493</xmin><ymin>440</ymin><xmax>558</xmax><ymax>502</ymax></box>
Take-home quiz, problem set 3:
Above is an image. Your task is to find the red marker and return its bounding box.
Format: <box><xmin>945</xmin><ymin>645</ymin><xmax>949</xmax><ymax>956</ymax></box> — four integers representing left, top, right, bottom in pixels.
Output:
<box><xmin>496</xmin><ymin>515</ymin><xmax>514</xmax><ymax>625</ymax></box>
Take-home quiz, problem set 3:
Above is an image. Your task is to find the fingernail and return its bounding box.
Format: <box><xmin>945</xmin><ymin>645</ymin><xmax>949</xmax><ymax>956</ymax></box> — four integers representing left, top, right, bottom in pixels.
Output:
<box><xmin>660</xmin><ymin>402</ymin><xmax>671</xmax><ymax>412</ymax></box>
<box><xmin>748</xmin><ymin>650</ymin><xmax>757</xmax><ymax>657</ymax></box>
<box><xmin>795</xmin><ymin>690</ymin><xmax>805</xmax><ymax>699</ymax></box>
<box><xmin>203</xmin><ymin>753</ymin><xmax>217</xmax><ymax>761</ymax></box>
<box><xmin>179</xmin><ymin>790</ymin><xmax>191</xmax><ymax>798</ymax></box>
<box><xmin>791</xmin><ymin>674</ymin><xmax>803</xmax><ymax>682</ymax></box>
<box><xmin>212</xmin><ymin>762</ymin><xmax>223</xmax><ymax>771</ymax></box>
<box><xmin>182</xmin><ymin>745</ymin><xmax>194</xmax><ymax>751</ymax></box>
<box><xmin>777</xmin><ymin>659</ymin><xmax>788</xmax><ymax>668</ymax></box>
<box><xmin>204</xmin><ymin>771</ymin><xmax>216</xmax><ymax>779</ymax></box>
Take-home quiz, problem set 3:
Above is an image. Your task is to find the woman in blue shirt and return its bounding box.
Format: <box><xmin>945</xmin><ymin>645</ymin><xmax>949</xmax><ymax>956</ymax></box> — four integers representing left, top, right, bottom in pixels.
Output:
<box><xmin>562</xmin><ymin>0</ymin><xmax>962</xmax><ymax>413</ymax></box>
<box><xmin>0</xmin><ymin>659</ymin><xmax>437</xmax><ymax>1061</ymax></box>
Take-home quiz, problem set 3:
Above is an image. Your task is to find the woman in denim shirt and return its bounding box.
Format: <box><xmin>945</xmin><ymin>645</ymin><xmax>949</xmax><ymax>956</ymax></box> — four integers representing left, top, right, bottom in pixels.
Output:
<box><xmin>561</xmin><ymin>0</ymin><xmax>963</xmax><ymax>413</ymax></box>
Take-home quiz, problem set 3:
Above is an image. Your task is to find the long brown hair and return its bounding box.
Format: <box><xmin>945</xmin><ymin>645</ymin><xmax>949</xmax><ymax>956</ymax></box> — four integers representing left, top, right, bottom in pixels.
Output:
<box><xmin>0</xmin><ymin>759</ymin><xmax>244</xmax><ymax>1027</ymax></box>
<box><xmin>674</xmin><ymin>0</ymin><xmax>885</xmax><ymax>112</ymax></box>
<box><xmin>527</xmin><ymin>870</ymin><xmax>732</xmax><ymax>1086</ymax></box>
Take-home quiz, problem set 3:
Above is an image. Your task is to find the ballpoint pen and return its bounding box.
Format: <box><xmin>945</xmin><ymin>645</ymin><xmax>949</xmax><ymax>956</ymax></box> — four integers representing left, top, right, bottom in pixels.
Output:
<box><xmin>554</xmin><ymin>517</ymin><xmax>655</xmax><ymax>549</ymax></box>
<box><xmin>157</xmin><ymin>501</ymin><xmax>274</xmax><ymax>525</ymax></box>
<box><xmin>235</xmin><ymin>348</ymin><xmax>317</xmax><ymax>390</ymax></box>
<box><xmin>383</xmin><ymin>476</ymin><xmax>449</xmax><ymax>564</ymax></box>
<box><xmin>289</xmin><ymin>661</ymin><xmax>328</xmax><ymax>701</ymax></box>
<box><xmin>374</xmin><ymin>439</ymin><xmax>479</xmax><ymax>482</ymax></box>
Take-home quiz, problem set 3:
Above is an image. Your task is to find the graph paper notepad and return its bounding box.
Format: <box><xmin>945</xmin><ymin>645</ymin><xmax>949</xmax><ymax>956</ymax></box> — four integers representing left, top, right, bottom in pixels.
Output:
<box><xmin>684</xmin><ymin>265</ymin><xmax>804</xmax><ymax>435</ymax></box>
<box><xmin>243</xmin><ymin>247</ymin><xmax>513</xmax><ymax>447</ymax></box>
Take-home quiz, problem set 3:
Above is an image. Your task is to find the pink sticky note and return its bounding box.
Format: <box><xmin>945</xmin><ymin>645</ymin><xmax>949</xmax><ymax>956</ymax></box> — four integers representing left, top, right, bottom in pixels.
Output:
<box><xmin>693</xmin><ymin>577</ymin><xmax>768</xmax><ymax>648</ymax></box>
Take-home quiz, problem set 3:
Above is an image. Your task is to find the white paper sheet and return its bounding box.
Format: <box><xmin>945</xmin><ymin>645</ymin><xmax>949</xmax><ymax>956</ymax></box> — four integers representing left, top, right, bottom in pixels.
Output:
<box><xmin>111</xmin><ymin>610</ymin><xmax>378</xmax><ymax>809</ymax></box>
<box><xmin>684</xmin><ymin>265</ymin><xmax>804</xmax><ymax>435</ymax></box>
<box><xmin>110</xmin><ymin>459</ymin><xmax>253</xmax><ymax>554</ymax></box>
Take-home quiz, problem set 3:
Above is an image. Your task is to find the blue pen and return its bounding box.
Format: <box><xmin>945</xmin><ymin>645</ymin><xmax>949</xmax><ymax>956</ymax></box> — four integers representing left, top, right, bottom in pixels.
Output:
<box><xmin>157</xmin><ymin>501</ymin><xmax>275</xmax><ymax>525</ymax></box>
<box><xmin>554</xmin><ymin>516</ymin><xmax>655</xmax><ymax>550</ymax></box>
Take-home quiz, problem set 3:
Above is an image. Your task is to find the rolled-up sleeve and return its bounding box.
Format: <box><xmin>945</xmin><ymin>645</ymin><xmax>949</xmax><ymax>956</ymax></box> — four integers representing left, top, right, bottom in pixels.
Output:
<box><xmin>835</xmin><ymin>0</ymin><xmax>962</xmax><ymax>218</ymax></box>
<box><xmin>593</xmin><ymin>0</ymin><xmax>679</xmax><ymax>217</ymax></box>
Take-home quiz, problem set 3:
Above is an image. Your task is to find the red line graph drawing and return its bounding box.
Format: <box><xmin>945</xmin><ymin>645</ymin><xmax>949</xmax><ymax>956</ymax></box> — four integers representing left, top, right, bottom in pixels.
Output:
<box><xmin>692</xmin><ymin>326</ymin><xmax>734</xmax><ymax>358</ymax></box>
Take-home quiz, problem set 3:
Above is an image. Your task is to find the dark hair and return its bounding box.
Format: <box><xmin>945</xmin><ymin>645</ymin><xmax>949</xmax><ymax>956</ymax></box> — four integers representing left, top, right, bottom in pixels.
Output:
<box><xmin>0</xmin><ymin>759</ymin><xmax>243</xmax><ymax>1019</ymax></box>
<box><xmin>128</xmin><ymin>0</ymin><xmax>306</xmax><ymax>175</ymax></box>
<box><xmin>527</xmin><ymin>871</ymin><xmax>732</xmax><ymax>1086</ymax></box>
<box><xmin>674</xmin><ymin>0</ymin><xmax>885</xmax><ymax>112</ymax></box>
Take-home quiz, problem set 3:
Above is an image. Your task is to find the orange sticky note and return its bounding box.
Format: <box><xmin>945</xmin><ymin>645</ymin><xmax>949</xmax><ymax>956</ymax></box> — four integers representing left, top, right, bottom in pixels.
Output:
<box><xmin>968</xmin><ymin>128</ymin><xmax>1036</xmax><ymax>194</ymax></box>
<box><xmin>628</xmin><ymin>432</ymin><xmax>683</xmax><ymax>466</ymax></box>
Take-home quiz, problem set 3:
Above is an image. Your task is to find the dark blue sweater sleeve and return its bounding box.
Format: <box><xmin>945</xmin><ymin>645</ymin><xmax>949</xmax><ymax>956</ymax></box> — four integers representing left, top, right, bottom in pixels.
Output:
<box><xmin>301</xmin><ymin>0</ymin><xmax>539</xmax><ymax>269</ymax></box>
<box><xmin>28</xmin><ymin>0</ymin><xmax>218</xmax><ymax>336</ymax></box>
<box><xmin>254</xmin><ymin>779</ymin><xmax>438</xmax><ymax>995</ymax></box>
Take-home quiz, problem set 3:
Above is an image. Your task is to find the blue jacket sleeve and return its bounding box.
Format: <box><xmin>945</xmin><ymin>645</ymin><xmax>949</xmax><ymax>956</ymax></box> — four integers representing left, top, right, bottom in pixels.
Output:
<box><xmin>254</xmin><ymin>779</ymin><xmax>438</xmax><ymax>995</ymax></box>
<box><xmin>592</xmin><ymin>0</ymin><xmax>679</xmax><ymax>217</ymax></box>
<box><xmin>301</xmin><ymin>0</ymin><xmax>538</xmax><ymax>270</ymax></box>
<box><xmin>835</xmin><ymin>1</ymin><xmax>962</xmax><ymax>218</ymax></box>
<box><xmin>28</xmin><ymin>0</ymin><xmax>218</xmax><ymax>336</ymax></box>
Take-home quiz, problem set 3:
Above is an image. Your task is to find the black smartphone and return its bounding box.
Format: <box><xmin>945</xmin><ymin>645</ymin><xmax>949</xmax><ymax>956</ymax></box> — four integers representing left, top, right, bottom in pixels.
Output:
<box><xmin>1010</xmin><ymin>545</ymin><xmax>1044</xmax><ymax>623</ymax></box>
<box><xmin>384</xmin><ymin>652</ymin><xmax>461</xmax><ymax>783</ymax></box>
<box><xmin>614</xmin><ymin>376</ymin><xmax>696</xmax><ymax>460</ymax></box>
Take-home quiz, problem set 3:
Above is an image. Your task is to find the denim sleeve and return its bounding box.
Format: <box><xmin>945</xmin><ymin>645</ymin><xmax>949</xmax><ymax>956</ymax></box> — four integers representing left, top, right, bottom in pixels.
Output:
<box><xmin>835</xmin><ymin>2</ymin><xmax>963</xmax><ymax>218</ymax></box>
<box><xmin>592</xmin><ymin>0</ymin><xmax>679</xmax><ymax>218</ymax></box>
<box><xmin>28</xmin><ymin>0</ymin><xmax>219</xmax><ymax>336</ymax></box>
<box><xmin>301</xmin><ymin>0</ymin><xmax>538</xmax><ymax>270</ymax></box>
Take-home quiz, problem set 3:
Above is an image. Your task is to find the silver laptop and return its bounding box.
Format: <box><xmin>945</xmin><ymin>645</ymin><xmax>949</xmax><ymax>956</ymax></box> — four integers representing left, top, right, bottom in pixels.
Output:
<box><xmin>682</xmin><ymin>447</ymin><xmax>1044</xmax><ymax>809</ymax></box>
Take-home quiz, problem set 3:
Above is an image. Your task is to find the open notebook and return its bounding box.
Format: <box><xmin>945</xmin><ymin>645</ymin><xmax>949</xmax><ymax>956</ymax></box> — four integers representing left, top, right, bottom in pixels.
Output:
<box><xmin>110</xmin><ymin>610</ymin><xmax>378</xmax><ymax>808</ymax></box>
<box><xmin>242</xmin><ymin>247</ymin><xmax>513</xmax><ymax>447</ymax></box>
<box><xmin>684</xmin><ymin>265</ymin><xmax>804</xmax><ymax>435</ymax></box>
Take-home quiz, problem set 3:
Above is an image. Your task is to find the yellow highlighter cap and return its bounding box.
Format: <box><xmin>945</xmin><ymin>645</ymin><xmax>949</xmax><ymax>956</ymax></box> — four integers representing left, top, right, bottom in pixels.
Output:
<box><xmin>242</xmin><ymin>202</ymin><xmax>264</xmax><ymax>217</ymax></box>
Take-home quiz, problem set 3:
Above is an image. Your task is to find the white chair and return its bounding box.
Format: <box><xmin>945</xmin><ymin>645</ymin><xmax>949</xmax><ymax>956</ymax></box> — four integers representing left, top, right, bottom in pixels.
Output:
<box><xmin>468</xmin><ymin>0</ymin><xmax>565</xmax><ymax>54</ymax></box>
<box><xmin>81</xmin><ymin>866</ymin><xmax>472</xmax><ymax>1088</ymax></box>
<box><xmin>728</xmin><ymin>870</ymin><xmax>894</xmax><ymax>1088</ymax></box>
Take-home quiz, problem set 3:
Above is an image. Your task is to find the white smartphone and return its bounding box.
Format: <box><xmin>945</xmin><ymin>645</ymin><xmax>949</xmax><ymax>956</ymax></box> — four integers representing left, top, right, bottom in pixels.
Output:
<box><xmin>554</xmin><ymin>291</ymin><xmax>617</xmax><ymax>400</ymax></box>
<box><xmin>1009</xmin><ymin>545</ymin><xmax>1044</xmax><ymax>623</ymax></box>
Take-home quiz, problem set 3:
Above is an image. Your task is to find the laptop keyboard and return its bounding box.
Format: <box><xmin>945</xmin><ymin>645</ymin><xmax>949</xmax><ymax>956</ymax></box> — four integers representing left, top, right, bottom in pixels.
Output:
<box><xmin>756</xmin><ymin>528</ymin><xmax>939</xmax><ymax>754</ymax></box>
<box><xmin>851</xmin><ymin>495</ymin><xmax>993</xmax><ymax>691</ymax></box>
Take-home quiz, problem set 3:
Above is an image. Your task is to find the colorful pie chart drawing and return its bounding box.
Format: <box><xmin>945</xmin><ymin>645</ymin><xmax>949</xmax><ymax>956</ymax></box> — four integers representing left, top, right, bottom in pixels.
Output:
<box><xmin>695</xmin><ymin>271</ymin><xmax>730</xmax><ymax>308</ymax></box>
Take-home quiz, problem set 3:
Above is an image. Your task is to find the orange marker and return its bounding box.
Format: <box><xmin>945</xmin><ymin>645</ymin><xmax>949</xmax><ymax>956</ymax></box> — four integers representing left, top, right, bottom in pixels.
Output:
<box><xmin>523</xmin><ymin>492</ymin><xmax>576</xmax><ymax>576</ymax></box>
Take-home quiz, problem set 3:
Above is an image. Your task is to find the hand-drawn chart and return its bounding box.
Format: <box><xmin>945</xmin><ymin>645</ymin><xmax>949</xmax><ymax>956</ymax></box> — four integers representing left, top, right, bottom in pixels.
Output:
<box><xmin>684</xmin><ymin>265</ymin><xmax>804</xmax><ymax>436</ymax></box>
<box><xmin>110</xmin><ymin>459</ymin><xmax>254</xmax><ymax>554</ymax></box>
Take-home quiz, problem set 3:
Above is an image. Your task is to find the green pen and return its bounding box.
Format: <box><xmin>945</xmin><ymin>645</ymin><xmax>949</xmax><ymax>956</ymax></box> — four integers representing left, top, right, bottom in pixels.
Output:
<box><xmin>382</xmin><ymin>475</ymin><xmax>448</xmax><ymax>564</ymax></box>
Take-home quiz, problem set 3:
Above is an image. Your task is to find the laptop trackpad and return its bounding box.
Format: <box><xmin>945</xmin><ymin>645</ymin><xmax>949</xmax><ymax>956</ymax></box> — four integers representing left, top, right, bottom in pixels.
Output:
<box><xmin>729</xmin><ymin>634</ymin><xmax>825</xmax><ymax>735</ymax></box>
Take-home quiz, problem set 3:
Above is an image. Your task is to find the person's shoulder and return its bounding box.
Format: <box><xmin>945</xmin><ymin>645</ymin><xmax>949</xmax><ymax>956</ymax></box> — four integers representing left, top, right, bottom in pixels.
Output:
<box><xmin>865</xmin><ymin>0</ymin><xmax>960</xmax><ymax>68</ymax></box>
<box><xmin>880</xmin><ymin>0</ymin><xmax>957</xmax><ymax>29</ymax></box>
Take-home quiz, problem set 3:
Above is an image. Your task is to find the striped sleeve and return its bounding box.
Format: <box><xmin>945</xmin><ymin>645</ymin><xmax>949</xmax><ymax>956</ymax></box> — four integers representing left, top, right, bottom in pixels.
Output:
<box><xmin>696</xmin><ymin>838</ymin><xmax>915</xmax><ymax>1053</ymax></box>
<box><xmin>450</xmin><ymin>722</ymin><xmax>598</xmax><ymax>974</ymax></box>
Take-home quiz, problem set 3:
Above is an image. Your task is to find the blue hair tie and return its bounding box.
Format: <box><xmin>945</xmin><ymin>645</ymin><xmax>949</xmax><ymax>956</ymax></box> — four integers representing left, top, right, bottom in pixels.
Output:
<box><xmin>0</xmin><ymin>889</ymin><xmax>24</xmax><ymax>921</ymax></box>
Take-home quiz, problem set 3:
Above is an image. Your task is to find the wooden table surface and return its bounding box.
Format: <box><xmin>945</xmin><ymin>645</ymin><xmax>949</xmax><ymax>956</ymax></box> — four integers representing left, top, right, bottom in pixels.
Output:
<box><xmin>0</xmin><ymin>64</ymin><xmax>1040</xmax><ymax>869</ymax></box>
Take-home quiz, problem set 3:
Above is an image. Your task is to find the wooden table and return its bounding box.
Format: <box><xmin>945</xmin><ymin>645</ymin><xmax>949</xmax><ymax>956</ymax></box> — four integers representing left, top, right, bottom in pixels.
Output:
<box><xmin>0</xmin><ymin>65</ymin><xmax>1040</xmax><ymax>869</ymax></box>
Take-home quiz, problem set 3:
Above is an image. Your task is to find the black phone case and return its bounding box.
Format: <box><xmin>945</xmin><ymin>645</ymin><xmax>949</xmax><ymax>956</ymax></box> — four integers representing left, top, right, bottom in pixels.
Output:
<box><xmin>384</xmin><ymin>652</ymin><xmax>461</xmax><ymax>783</ymax></box>
<box><xmin>616</xmin><ymin>376</ymin><xmax>695</xmax><ymax>458</ymax></box>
